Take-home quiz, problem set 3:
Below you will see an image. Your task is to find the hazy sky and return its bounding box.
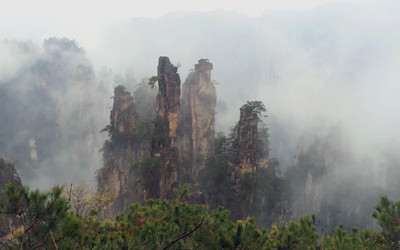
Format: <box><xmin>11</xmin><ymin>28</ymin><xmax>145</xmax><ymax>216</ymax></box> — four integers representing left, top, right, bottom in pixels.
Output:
<box><xmin>1</xmin><ymin>0</ymin><xmax>378</xmax><ymax>21</ymax></box>
<box><xmin>0</xmin><ymin>0</ymin><xmax>381</xmax><ymax>44</ymax></box>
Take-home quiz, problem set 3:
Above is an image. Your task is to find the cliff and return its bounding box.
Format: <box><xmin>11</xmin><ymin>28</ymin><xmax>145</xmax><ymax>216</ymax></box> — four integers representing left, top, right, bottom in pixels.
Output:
<box><xmin>156</xmin><ymin>57</ymin><xmax>181</xmax><ymax>141</ymax></box>
<box><xmin>179</xmin><ymin>59</ymin><xmax>216</xmax><ymax>182</ymax></box>
<box><xmin>98</xmin><ymin>57</ymin><xmax>182</xmax><ymax>211</ymax></box>
<box><xmin>153</xmin><ymin>57</ymin><xmax>181</xmax><ymax>199</ymax></box>
<box><xmin>228</xmin><ymin>102</ymin><xmax>270</xmax><ymax>219</ymax></box>
<box><xmin>97</xmin><ymin>59</ymin><xmax>286</xmax><ymax>226</ymax></box>
<box><xmin>0</xmin><ymin>157</ymin><xmax>22</xmax><ymax>237</ymax></box>
<box><xmin>97</xmin><ymin>86</ymin><xmax>144</xmax><ymax>212</ymax></box>
<box><xmin>198</xmin><ymin>101</ymin><xmax>287</xmax><ymax>226</ymax></box>
<box><xmin>0</xmin><ymin>158</ymin><xmax>22</xmax><ymax>195</ymax></box>
<box><xmin>230</xmin><ymin>102</ymin><xmax>269</xmax><ymax>174</ymax></box>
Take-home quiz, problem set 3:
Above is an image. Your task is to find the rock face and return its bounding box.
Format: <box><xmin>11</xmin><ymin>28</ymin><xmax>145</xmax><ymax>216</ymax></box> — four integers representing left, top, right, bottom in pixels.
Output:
<box><xmin>0</xmin><ymin>158</ymin><xmax>21</xmax><ymax>194</ymax></box>
<box><xmin>0</xmin><ymin>158</ymin><xmax>22</xmax><ymax>238</ymax></box>
<box><xmin>99</xmin><ymin>58</ymin><xmax>290</xmax><ymax>225</ymax></box>
<box><xmin>98</xmin><ymin>57</ymin><xmax>182</xmax><ymax>211</ymax></box>
<box><xmin>110</xmin><ymin>86</ymin><xmax>137</xmax><ymax>138</ymax></box>
<box><xmin>156</xmin><ymin>57</ymin><xmax>181</xmax><ymax>141</ymax></box>
<box><xmin>231</xmin><ymin>104</ymin><xmax>269</xmax><ymax>174</ymax></box>
<box><xmin>153</xmin><ymin>57</ymin><xmax>181</xmax><ymax>198</ymax></box>
<box><xmin>29</xmin><ymin>138</ymin><xmax>39</xmax><ymax>161</ymax></box>
<box><xmin>294</xmin><ymin>137</ymin><xmax>304</xmax><ymax>165</ymax></box>
<box><xmin>179</xmin><ymin>59</ymin><xmax>216</xmax><ymax>181</ymax></box>
<box><xmin>97</xmin><ymin>58</ymin><xmax>289</xmax><ymax>226</ymax></box>
<box><xmin>230</xmin><ymin>104</ymin><xmax>264</xmax><ymax>219</ymax></box>
<box><xmin>97</xmin><ymin>86</ymin><xmax>143</xmax><ymax>212</ymax></box>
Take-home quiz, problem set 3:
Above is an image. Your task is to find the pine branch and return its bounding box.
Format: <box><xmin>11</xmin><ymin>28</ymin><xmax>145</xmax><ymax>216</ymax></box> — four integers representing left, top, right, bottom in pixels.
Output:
<box><xmin>160</xmin><ymin>218</ymin><xmax>204</xmax><ymax>250</ymax></box>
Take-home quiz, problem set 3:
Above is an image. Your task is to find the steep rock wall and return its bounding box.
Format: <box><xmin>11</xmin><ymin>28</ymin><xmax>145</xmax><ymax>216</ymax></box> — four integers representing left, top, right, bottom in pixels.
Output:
<box><xmin>156</xmin><ymin>57</ymin><xmax>181</xmax><ymax>141</ymax></box>
<box><xmin>97</xmin><ymin>86</ymin><xmax>144</xmax><ymax>212</ymax></box>
<box><xmin>179</xmin><ymin>59</ymin><xmax>216</xmax><ymax>181</ymax></box>
<box><xmin>0</xmin><ymin>158</ymin><xmax>22</xmax><ymax>195</ymax></box>
<box><xmin>153</xmin><ymin>57</ymin><xmax>181</xmax><ymax>199</ymax></box>
<box><xmin>0</xmin><ymin>158</ymin><xmax>22</xmax><ymax>238</ymax></box>
<box><xmin>98</xmin><ymin>57</ymin><xmax>182</xmax><ymax>211</ymax></box>
<box><xmin>228</xmin><ymin>103</ymin><xmax>277</xmax><ymax>222</ymax></box>
<box><xmin>231</xmin><ymin>105</ymin><xmax>264</xmax><ymax>173</ymax></box>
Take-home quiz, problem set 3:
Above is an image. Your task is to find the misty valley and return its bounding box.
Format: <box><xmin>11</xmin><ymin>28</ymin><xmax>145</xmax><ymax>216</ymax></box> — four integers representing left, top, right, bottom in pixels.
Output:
<box><xmin>1</xmin><ymin>2</ymin><xmax>400</xmax><ymax>248</ymax></box>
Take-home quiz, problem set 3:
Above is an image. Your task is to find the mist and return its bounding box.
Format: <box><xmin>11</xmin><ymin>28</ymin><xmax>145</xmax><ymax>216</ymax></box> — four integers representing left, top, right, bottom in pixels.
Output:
<box><xmin>84</xmin><ymin>0</ymin><xmax>400</xmax><ymax>168</ymax></box>
<box><xmin>0</xmin><ymin>38</ymin><xmax>112</xmax><ymax>189</ymax></box>
<box><xmin>1</xmin><ymin>0</ymin><xmax>399</xmax><ymax>230</ymax></box>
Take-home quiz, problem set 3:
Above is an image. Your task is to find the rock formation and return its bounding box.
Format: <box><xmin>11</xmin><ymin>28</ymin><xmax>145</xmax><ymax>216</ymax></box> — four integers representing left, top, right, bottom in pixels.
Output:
<box><xmin>230</xmin><ymin>103</ymin><xmax>269</xmax><ymax>174</ymax></box>
<box><xmin>156</xmin><ymin>57</ymin><xmax>181</xmax><ymax>141</ymax></box>
<box><xmin>97</xmin><ymin>58</ymin><xmax>287</xmax><ymax>225</ymax></box>
<box><xmin>29</xmin><ymin>138</ymin><xmax>39</xmax><ymax>161</ymax></box>
<box><xmin>98</xmin><ymin>57</ymin><xmax>182</xmax><ymax>211</ymax></box>
<box><xmin>0</xmin><ymin>157</ymin><xmax>22</xmax><ymax>238</ymax></box>
<box><xmin>0</xmin><ymin>158</ymin><xmax>21</xmax><ymax>194</ymax></box>
<box><xmin>228</xmin><ymin>103</ymin><xmax>268</xmax><ymax>219</ymax></box>
<box><xmin>293</xmin><ymin>137</ymin><xmax>304</xmax><ymax>165</ymax></box>
<box><xmin>153</xmin><ymin>57</ymin><xmax>181</xmax><ymax>199</ymax></box>
<box><xmin>97</xmin><ymin>86</ymin><xmax>143</xmax><ymax>212</ymax></box>
<box><xmin>179</xmin><ymin>59</ymin><xmax>216</xmax><ymax>181</ymax></box>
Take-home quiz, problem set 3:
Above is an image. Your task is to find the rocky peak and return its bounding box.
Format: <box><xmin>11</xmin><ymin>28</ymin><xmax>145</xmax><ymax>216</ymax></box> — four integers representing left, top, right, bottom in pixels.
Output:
<box><xmin>110</xmin><ymin>86</ymin><xmax>136</xmax><ymax>138</ymax></box>
<box><xmin>179</xmin><ymin>59</ymin><xmax>216</xmax><ymax>181</ymax></box>
<box><xmin>0</xmin><ymin>158</ymin><xmax>21</xmax><ymax>192</ymax></box>
<box><xmin>230</xmin><ymin>103</ymin><xmax>263</xmax><ymax>174</ymax></box>
<box><xmin>0</xmin><ymin>157</ymin><xmax>22</xmax><ymax>238</ymax></box>
<box><xmin>223</xmin><ymin>102</ymin><xmax>279</xmax><ymax>223</ymax></box>
<box><xmin>98</xmin><ymin>57</ymin><xmax>183</xmax><ymax>212</ymax></box>
<box><xmin>150</xmin><ymin>56</ymin><xmax>181</xmax><ymax>199</ymax></box>
<box><xmin>195</xmin><ymin>59</ymin><xmax>213</xmax><ymax>79</ymax></box>
<box><xmin>97</xmin><ymin>86</ymin><xmax>141</xmax><ymax>213</ymax></box>
<box><xmin>294</xmin><ymin>137</ymin><xmax>304</xmax><ymax>165</ymax></box>
<box><xmin>156</xmin><ymin>57</ymin><xmax>181</xmax><ymax>140</ymax></box>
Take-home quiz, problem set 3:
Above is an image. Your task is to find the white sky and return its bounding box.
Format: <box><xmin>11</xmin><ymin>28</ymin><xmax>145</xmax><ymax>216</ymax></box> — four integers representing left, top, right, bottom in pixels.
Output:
<box><xmin>1</xmin><ymin>0</ymin><xmax>378</xmax><ymax>21</ymax></box>
<box><xmin>0</xmin><ymin>0</ymin><xmax>381</xmax><ymax>47</ymax></box>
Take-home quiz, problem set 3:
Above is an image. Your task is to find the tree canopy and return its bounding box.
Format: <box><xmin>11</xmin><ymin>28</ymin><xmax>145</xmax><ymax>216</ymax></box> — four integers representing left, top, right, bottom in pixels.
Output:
<box><xmin>1</xmin><ymin>184</ymin><xmax>399</xmax><ymax>249</ymax></box>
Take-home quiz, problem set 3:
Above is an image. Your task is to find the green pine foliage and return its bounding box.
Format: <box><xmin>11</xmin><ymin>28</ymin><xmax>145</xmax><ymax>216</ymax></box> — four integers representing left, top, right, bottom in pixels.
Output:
<box><xmin>1</xmin><ymin>184</ymin><xmax>400</xmax><ymax>249</ymax></box>
<box><xmin>0</xmin><ymin>184</ymin><xmax>82</xmax><ymax>249</ymax></box>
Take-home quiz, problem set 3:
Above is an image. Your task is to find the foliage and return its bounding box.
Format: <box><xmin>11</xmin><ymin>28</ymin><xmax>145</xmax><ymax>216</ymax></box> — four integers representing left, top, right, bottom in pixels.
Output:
<box><xmin>152</xmin><ymin>116</ymin><xmax>170</xmax><ymax>150</ymax></box>
<box><xmin>200</xmin><ymin>104</ymin><xmax>288</xmax><ymax>227</ymax></box>
<box><xmin>0</xmin><ymin>184</ymin><xmax>82</xmax><ymax>249</ymax></box>
<box><xmin>148</xmin><ymin>76</ymin><xmax>159</xmax><ymax>89</ymax></box>
<box><xmin>64</xmin><ymin>183</ymin><xmax>116</xmax><ymax>220</ymax></box>
<box><xmin>272</xmin><ymin>215</ymin><xmax>318</xmax><ymax>249</ymax></box>
<box><xmin>114</xmin><ymin>84</ymin><xmax>127</xmax><ymax>92</ymax></box>
<box><xmin>372</xmin><ymin>195</ymin><xmax>400</xmax><ymax>249</ymax></box>
<box><xmin>199</xmin><ymin>133</ymin><xmax>235</xmax><ymax>210</ymax></box>
<box><xmin>100</xmin><ymin>125</ymin><xmax>111</xmax><ymax>134</ymax></box>
<box><xmin>2</xmin><ymin>184</ymin><xmax>400</xmax><ymax>249</ymax></box>
<box><xmin>133</xmin><ymin>156</ymin><xmax>162</xmax><ymax>198</ymax></box>
<box><xmin>243</xmin><ymin>100</ymin><xmax>267</xmax><ymax>119</ymax></box>
<box><xmin>76</xmin><ymin>187</ymin><xmax>271</xmax><ymax>249</ymax></box>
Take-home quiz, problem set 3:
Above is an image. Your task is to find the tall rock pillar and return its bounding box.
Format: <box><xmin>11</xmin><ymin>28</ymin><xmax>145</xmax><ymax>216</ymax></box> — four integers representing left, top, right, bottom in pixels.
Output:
<box><xmin>179</xmin><ymin>59</ymin><xmax>216</xmax><ymax>181</ymax></box>
<box><xmin>156</xmin><ymin>57</ymin><xmax>181</xmax><ymax>142</ymax></box>
<box><xmin>97</xmin><ymin>86</ymin><xmax>142</xmax><ymax>212</ymax></box>
<box><xmin>154</xmin><ymin>57</ymin><xmax>181</xmax><ymax>198</ymax></box>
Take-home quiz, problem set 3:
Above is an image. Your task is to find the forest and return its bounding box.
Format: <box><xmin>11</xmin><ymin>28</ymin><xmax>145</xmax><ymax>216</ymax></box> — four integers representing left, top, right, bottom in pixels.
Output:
<box><xmin>1</xmin><ymin>183</ymin><xmax>400</xmax><ymax>249</ymax></box>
